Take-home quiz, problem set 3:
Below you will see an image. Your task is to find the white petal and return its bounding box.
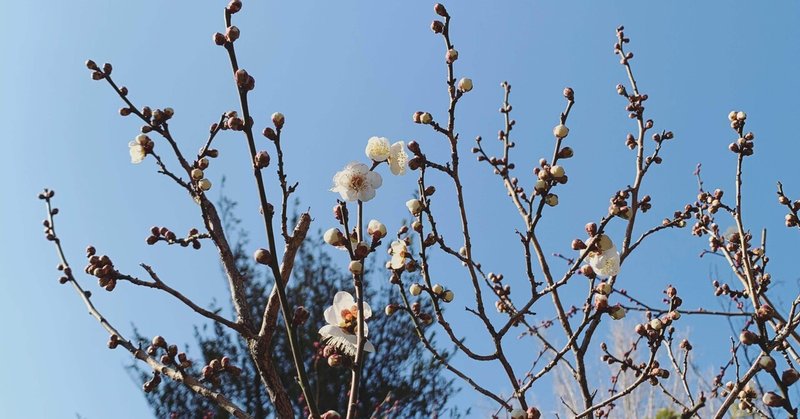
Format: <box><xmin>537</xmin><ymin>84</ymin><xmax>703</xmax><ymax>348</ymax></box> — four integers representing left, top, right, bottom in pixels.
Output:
<box><xmin>324</xmin><ymin>305</ymin><xmax>339</xmax><ymax>325</ymax></box>
<box><xmin>363</xmin><ymin>339</ymin><xmax>376</xmax><ymax>353</ymax></box>
<box><xmin>362</xmin><ymin>301</ymin><xmax>372</xmax><ymax>320</ymax></box>
<box><xmin>389</xmin><ymin>141</ymin><xmax>407</xmax><ymax>176</ymax></box>
<box><xmin>366</xmin><ymin>171</ymin><xmax>383</xmax><ymax>188</ymax></box>
<box><xmin>341</xmin><ymin>188</ymin><xmax>359</xmax><ymax>202</ymax></box>
<box><xmin>358</xmin><ymin>186</ymin><xmax>376</xmax><ymax>202</ymax></box>
<box><xmin>391</xmin><ymin>253</ymin><xmax>405</xmax><ymax>270</ymax></box>
<box><xmin>332</xmin><ymin>291</ymin><xmax>356</xmax><ymax>313</ymax></box>
<box><xmin>319</xmin><ymin>324</ymin><xmax>340</xmax><ymax>339</ymax></box>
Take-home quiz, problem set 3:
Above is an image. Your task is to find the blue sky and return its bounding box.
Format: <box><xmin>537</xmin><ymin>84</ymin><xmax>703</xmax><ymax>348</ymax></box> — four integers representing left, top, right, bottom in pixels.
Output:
<box><xmin>2</xmin><ymin>1</ymin><xmax>800</xmax><ymax>417</ymax></box>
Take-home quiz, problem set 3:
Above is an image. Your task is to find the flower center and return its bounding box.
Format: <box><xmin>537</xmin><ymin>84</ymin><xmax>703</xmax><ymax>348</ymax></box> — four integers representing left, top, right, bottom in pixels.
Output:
<box><xmin>338</xmin><ymin>305</ymin><xmax>360</xmax><ymax>335</ymax></box>
<box><xmin>348</xmin><ymin>175</ymin><xmax>365</xmax><ymax>192</ymax></box>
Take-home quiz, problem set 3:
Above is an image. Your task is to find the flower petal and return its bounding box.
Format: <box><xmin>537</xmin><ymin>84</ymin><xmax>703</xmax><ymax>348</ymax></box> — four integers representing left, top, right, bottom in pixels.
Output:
<box><xmin>363</xmin><ymin>339</ymin><xmax>376</xmax><ymax>353</ymax></box>
<box><xmin>362</xmin><ymin>301</ymin><xmax>372</xmax><ymax>320</ymax></box>
<box><xmin>319</xmin><ymin>324</ymin><xmax>341</xmax><ymax>339</ymax></box>
<box><xmin>332</xmin><ymin>291</ymin><xmax>356</xmax><ymax>313</ymax></box>
<box><xmin>324</xmin><ymin>305</ymin><xmax>339</xmax><ymax>326</ymax></box>
<box><xmin>366</xmin><ymin>171</ymin><xmax>383</xmax><ymax>189</ymax></box>
<box><xmin>358</xmin><ymin>186</ymin><xmax>376</xmax><ymax>202</ymax></box>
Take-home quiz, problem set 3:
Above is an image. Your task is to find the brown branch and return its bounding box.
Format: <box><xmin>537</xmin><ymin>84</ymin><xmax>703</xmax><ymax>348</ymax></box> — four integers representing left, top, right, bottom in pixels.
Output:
<box><xmin>40</xmin><ymin>192</ymin><xmax>252</xmax><ymax>419</ymax></box>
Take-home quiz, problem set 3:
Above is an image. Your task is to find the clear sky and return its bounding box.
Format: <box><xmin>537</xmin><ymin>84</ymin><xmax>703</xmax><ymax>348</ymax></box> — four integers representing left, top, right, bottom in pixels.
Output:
<box><xmin>3</xmin><ymin>1</ymin><xmax>800</xmax><ymax>418</ymax></box>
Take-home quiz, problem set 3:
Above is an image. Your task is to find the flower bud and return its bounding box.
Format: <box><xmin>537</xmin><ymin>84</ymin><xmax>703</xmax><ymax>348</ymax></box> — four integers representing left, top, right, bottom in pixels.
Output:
<box><xmin>292</xmin><ymin>306</ymin><xmax>309</xmax><ymax>326</ymax></box>
<box><xmin>783</xmin><ymin>368</ymin><xmax>800</xmax><ymax>386</ymax></box>
<box><xmin>550</xmin><ymin>165</ymin><xmax>565</xmax><ymax>178</ymax></box>
<box><xmin>254</xmin><ymin>248</ymin><xmax>273</xmax><ymax>265</ymax></box>
<box><xmin>594</xmin><ymin>294</ymin><xmax>609</xmax><ymax>311</ymax></box>
<box><xmin>728</xmin><ymin>111</ymin><xmax>737</xmax><ymax>121</ymax></box>
<box><xmin>571</xmin><ymin>239</ymin><xmax>586</xmax><ymax>250</ymax></box>
<box><xmin>431</xmin><ymin>20</ymin><xmax>444</xmax><ymax>33</ymax></box>
<box><xmin>759</xmin><ymin>355</ymin><xmax>776</xmax><ymax>372</ymax></box>
<box><xmin>321</xmin><ymin>410</ymin><xmax>342</xmax><ymax>419</ymax></box>
<box><xmin>458</xmin><ymin>78</ymin><xmax>473</xmax><ymax>92</ymax></box>
<box><xmin>553</xmin><ymin>124</ymin><xmax>569</xmax><ymax>139</ymax></box>
<box><xmin>271</xmin><ymin>112</ymin><xmax>285</xmax><ymax>129</ymax></box>
<box><xmin>609</xmin><ymin>305</ymin><xmax>626</xmax><ymax>320</ymax></box>
<box><xmin>510</xmin><ymin>409</ymin><xmax>526</xmax><ymax>419</ymax></box>
<box><xmin>409</xmin><ymin>283</ymin><xmax>422</xmax><ymax>296</ymax></box>
<box><xmin>420</xmin><ymin>112</ymin><xmax>433</xmax><ymax>124</ymax></box>
<box><xmin>558</xmin><ymin>146</ymin><xmax>574</xmax><ymax>159</ymax></box>
<box><xmin>649</xmin><ymin>318</ymin><xmax>663</xmax><ymax>331</ymax></box>
<box><xmin>446</xmin><ymin>49</ymin><xmax>459</xmax><ymax>63</ymax></box>
<box><xmin>191</xmin><ymin>168</ymin><xmax>204</xmax><ymax>181</ymax></box>
<box><xmin>152</xmin><ymin>336</ymin><xmax>167</xmax><ymax>348</ymax></box>
<box><xmin>432</xmin><ymin>284</ymin><xmax>444</xmax><ymax>295</ymax></box>
<box><xmin>367</xmin><ymin>220</ymin><xmax>387</xmax><ymax>239</ymax></box>
<box><xmin>736</xmin><ymin>111</ymin><xmax>747</xmax><ymax>121</ymax></box>
<box><xmin>328</xmin><ymin>354</ymin><xmax>343</xmax><ymax>367</ymax></box>
<box><xmin>323</xmin><ymin>228</ymin><xmax>345</xmax><ymax>246</ymax></box>
<box><xmin>534</xmin><ymin>179</ymin><xmax>548</xmax><ymax>193</ymax></box>
<box><xmin>762</xmin><ymin>391</ymin><xmax>784</xmax><ymax>408</ymax></box>
<box><xmin>406</xmin><ymin>199</ymin><xmax>423</xmax><ymax>216</ymax></box>
<box><xmin>596</xmin><ymin>282</ymin><xmax>612</xmax><ymax>295</ymax></box>
<box><xmin>198</xmin><ymin>179</ymin><xmax>212</xmax><ymax>191</ymax></box>
<box><xmin>349</xmin><ymin>260</ymin><xmax>363</xmax><ymax>274</ymax></box>
<box><xmin>255</xmin><ymin>150</ymin><xmax>271</xmax><ymax>169</ymax></box>
<box><xmin>442</xmin><ymin>290</ymin><xmax>454</xmax><ymax>302</ymax></box>
<box><xmin>545</xmin><ymin>194</ymin><xmax>559</xmax><ymax>207</ymax></box>
<box><xmin>262</xmin><ymin>127</ymin><xmax>278</xmax><ymax>141</ymax></box>
<box><xmin>225</xmin><ymin>25</ymin><xmax>240</xmax><ymax>42</ymax></box>
<box><xmin>434</xmin><ymin>3</ymin><xmax>448</xmax><ymax>17</ymax></box>
<box><xmin>385</xmin><ymin>304</ymin><xmax>397</xmax><ymax>316</ymax></box>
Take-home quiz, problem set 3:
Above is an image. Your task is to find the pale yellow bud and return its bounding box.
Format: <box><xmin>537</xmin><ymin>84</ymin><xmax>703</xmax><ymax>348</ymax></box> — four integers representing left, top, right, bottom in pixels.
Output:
<box><xmin>191</xmin><ymin>168</ymin><xmax>204</xmax><ymax>180</ymax></box>
<box><xmin>553</xmin><ymin>124</ymin><xmax>569</xmax><ymax>139</ymax></box>
<box><xmin>367</xmin><ymin>219</ymin><xmax>387</xmax><ymax>238</ymax></box>
<box><xmin>198</xmin><ymin>179</ymin><xmax>212</xmax><ymax>191</ymax></box>
<box><xmin>442</xmin><ymin>290</ymin><xmax>454</xmax><ymax>302</ymax></box>
<box><xmin>406</xmin><ymin>199</ymin><xmax>423</xmax><ymax>216</ymax></box>
<box><xmin>458</xmin><ymin>77</ymin><xmax>473</xmax><ymax>92</ymax></box>
<box><xmin>409</xmin><ymin>283</ymin><xmax>422</xmax><ymax>296</ymax></box>
<box><xmin>432</xmin><ymin>284</ymin><xmax>444</xmax><ymax>295</ymax></box>
<box><xmin>348</xmin><ymin>260</ymin><xmax>363</xmax><ymax>274</ymax></box>
<box><xmin>649</xmin><ymin>318</ymin><xmax>663</xmax><ymax>331</ymax></box>
<box><xmin>323</xmin><ymin>228</ymin><xmax>345</xmax><ymax>246</ymax></box>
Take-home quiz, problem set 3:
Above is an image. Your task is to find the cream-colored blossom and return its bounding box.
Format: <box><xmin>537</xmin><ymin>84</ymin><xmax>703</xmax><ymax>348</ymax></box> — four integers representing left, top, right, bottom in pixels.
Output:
<box><xmin>128</xmin><ymin>134</ymin><xmax>153</xmax><ymax>164</ymax></box>
<box><xmin>331</xmin><ymin>162</ymin><xmax>383</xmax><ymax>202</ymax></box>
<box><xmin>319</xmin><ymin>291</ymin><xmax>375</xmax><ymax>356</ymax></box>
<box><xmin>365</xmin><ymin>137</ymin><xmax>391</xmax><ymax>162</ymax></box>
<box><xmin>388</xmin><ymin>141</ymin><xmax>407</xmax><ymax>175</ymax></box>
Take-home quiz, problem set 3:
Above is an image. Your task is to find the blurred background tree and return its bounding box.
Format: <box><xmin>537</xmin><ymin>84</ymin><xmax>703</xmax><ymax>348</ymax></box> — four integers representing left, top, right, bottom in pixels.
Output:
<box><xmin>130</xmin><ymin>187</ymin><xmax>463</xmax><ymax>418</ymax></box>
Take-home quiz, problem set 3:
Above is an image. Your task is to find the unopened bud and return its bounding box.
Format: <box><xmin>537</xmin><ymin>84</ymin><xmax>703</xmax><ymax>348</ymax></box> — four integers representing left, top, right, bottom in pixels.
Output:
<box><xmin>254</xmin><ymin>248</ymin><xmax>273</xmax><ymax>265</ymax></box>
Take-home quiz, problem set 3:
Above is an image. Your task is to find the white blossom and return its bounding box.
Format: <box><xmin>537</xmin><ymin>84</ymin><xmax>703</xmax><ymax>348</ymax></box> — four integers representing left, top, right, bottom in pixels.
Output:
<box><xmin>319</xmin><ymin>291</ymin><xmax>375</xmax><ymax>356</ymax></box>
<box><xmin>388</xmin><ymin>141</ymin><xmax>407</xmax><ymax>175</ymax></box>
<box><xmin>331</xmin><ymin>162</ymin><xmax>383</xmax><ymax>202</ymax></box>
<box><xmin>390</xmin><ymin>240</ymin><xmax>408</xmax><ymax>270</ymax></box>
<box><xmin>128</xmin><ymin>134</ymin><xmax>152</xmax><ymax>164</ymax></box>
<box><xmin>365</xmin><ymin>136</ymin><xmax>391</xmax><ymax>162</ymax></box>
<box><xmin>584</xmin><ymin>234</ymin><xmax>620</xmax><ymax>277</ymax></box>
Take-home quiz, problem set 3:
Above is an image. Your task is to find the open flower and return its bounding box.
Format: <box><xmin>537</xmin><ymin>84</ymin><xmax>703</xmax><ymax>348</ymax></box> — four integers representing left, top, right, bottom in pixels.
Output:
<box><xmin>365</xmin><ymin>137</ymin><xmax>391</xmax><ymax>162</ymax></box>
<box><xmin>584</xmin><ymin>234</ymin><xmax>620</xmax><ymax>277</ymax></box>
<box><xmin>319</xmin><ymin>291</ymin><xmax>375</xmax><ymax>356</ymax></box>
<box><xmin>128</xmin><ymin>134</ymin><xmax>153</xmax><ymax>164</ymax></box>
<box><xmin>388</xmin><ymin>141</ymin><xmax>407</xmax><ymax>175</ymax></box>
<box><xmin>390</xmin><ymin>239</ymin><xmax>409</xmax><ymax>270</ymax></box>
<box><xmin>331</xmin><ymin>162</ymin><xmax>382</xmax><ymax>202</ymax></box>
